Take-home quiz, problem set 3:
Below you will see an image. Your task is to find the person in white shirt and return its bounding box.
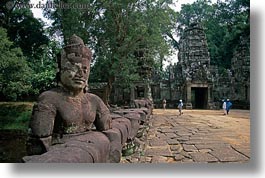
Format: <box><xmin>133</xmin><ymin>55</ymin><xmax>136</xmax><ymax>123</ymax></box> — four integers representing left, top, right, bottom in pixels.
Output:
<box><xmin>178</xmin><ymin>99</ymin><xmax>183</xmax><ymax>115</ymax></box>
<box><xmin>222</xmin><ymin>99</ymin><xmax>227</xmax><ymax>115</ymax></box>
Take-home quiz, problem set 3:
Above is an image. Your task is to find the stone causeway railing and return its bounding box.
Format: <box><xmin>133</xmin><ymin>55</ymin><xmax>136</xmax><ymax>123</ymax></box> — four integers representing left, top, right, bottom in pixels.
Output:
<box><xmin>22</xmin><ymin>99</ymin><xmax>152</xmax><ymax>163</ymax></box>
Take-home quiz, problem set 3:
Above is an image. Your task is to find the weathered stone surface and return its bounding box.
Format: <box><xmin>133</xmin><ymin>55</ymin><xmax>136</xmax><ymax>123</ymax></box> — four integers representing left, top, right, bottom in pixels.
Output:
<box><xmin>195</xmin><ymin>143</ymin><xmax>230</xmax><ymax>150</ymax></box>
<box><xmin>189</xmin><ymin>152</ymin><xmax>218</xmax><ymax>163</ymax></box>
<box><xmin>145</xmin><ymin>147</ymin><xmax>172</xmax><ymax>157</ymax></box>
<box><xmin>103</xmin><ymin>128</ymin><xmax>122</xmax><ymax>163</ymax></box>
<box><xmin>24</xmin><ymin>131</ymin><xmax>110</xmax><ymax>163</ymax></box>
<box><xmin>133</xmin><ymin>99</ymin><xmax>152</xmax><ymax>109</ymax></box>
<box><xmin>167</xmin><ymin>139</ymin><xmax>180</xmax><ymax>145</ymax></box>
<box><xmin>178</xmin><ymin>23</ymin><xmax>211</xmax><ymax>83</ymax></box>
<box><xmin>230</xmin><ymin>36</ymin><xmax>250</xmax><ymax>104</ymax></box>
<box><xmin>198</xmin><ymin>149</ymin><xmax>212</xmax><ymax>153</ymax></box>
<box><xmin>164</xmin><ymin>133</ymin><xmax>177</xmax><ymax>138</ymax></box>
<box><xmin>112</xmin><ymin>119</ymin><xmax>131</xmax><ymax>145</ymax></box>
<box><xmin>176</xmin><ymin>131</ymin><xmax>192</xmax><ymax>136</ymax></box>
<box><xmin>23</xmin><ymin>146</ymin><xmax>95</xmax><ymax>163</ymax></box>
<box><xmin>174</xmin><ymin>154</ymin><xmax>184</xmax><ymax>161</ymax></box>
<box><xmin>177</xmin><ymin>136</ymin><xmax>190</xmax><ymax>142</ymax></box>
<box><xmin>151</xmin><ymin>156</ymin><xmax>168</xmax><ymax>163</ymax></box>
<box><xmin>210</xmin><ymin>147</ymin><xmax>249</xmax><ymax>162</ymax></box>
<box><xmin>149</xmin><ymin>138</ymin><xmax>168</xmax><ymax>147</ymax></box>
<box><xmin>182</xmin><ymin>144</ymin><xmax>198</xmax><ymax>152</ymax></box>
<box><xmin>124</xmin><ymin>113</ymin><xmax>141</xmax><ymax>139</ymax></box>
<box><xmin>136</xmin><ymin>110</ymin><xmax>250</xmax><ymax>163</ymax></box>
<box><xmin>185</xmin><ymin>139</ymin><xmax>224</xmax><ymax>145</ymax></box>
<box><xmin>110</xmin><ymin>113</ymin><xmax>123</xmax><ymax>119</ymax></box>
<box><xmin>160</xmin><ymin>128</ymin><xmax>176</xmax><ymax>133</ymax></box>
<box><xmin>181</xmin><ymin>158</ymin><xmax>194</xmax><ymax>163</ymax></box>
<box><xmin>231</xmin><ymin>145</ymin><xmax>250</xmax><ymax>158</ymax></box>
<box><xmin>142</xmin><ymin>156</ymin><xmax>152</xmax><ymax>163</ymax></box>
<box><xmin>156</xmin><ymin>133</ymin><xmax>168</xmax><ymax>139</ymax></box>
<box><xmin>170</xmin><ymin>145</ymin><xmax>183</xmax><ymax>153</ymax></box>
<box><xmin>114</xmin><ymin>109</ymin><xmax>147</xmax><ymax>122</ymax></box>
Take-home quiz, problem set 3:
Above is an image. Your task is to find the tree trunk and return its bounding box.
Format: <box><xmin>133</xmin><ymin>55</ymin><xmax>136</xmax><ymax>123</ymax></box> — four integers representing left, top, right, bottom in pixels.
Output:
<box><xmin>102</xmin><ymin>76</ymin><xmax>115</xmax><ymax>107</ymax></box>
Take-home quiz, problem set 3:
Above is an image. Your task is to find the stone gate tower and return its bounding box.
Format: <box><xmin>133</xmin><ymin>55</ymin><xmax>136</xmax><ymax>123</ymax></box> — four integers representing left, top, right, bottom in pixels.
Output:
<box><xmin>178</xmin><ymin>23</ymin><xmax>214</xmax><ymax>109</ymax></box>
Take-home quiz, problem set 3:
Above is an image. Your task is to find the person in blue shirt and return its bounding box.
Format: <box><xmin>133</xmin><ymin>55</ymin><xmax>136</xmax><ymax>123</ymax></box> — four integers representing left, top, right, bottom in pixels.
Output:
<box><xmin>226</xmin><ymin>99</ymin><xmax>232</xmax><ymax>115</ymax></box>
<box><xmin>178</xmin><ymin>99</ymin><xmax>183</xmax><ymax>115</ymax></box>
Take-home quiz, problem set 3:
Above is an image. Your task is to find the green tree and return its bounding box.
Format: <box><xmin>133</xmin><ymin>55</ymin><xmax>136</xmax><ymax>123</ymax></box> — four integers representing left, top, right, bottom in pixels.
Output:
<box><xmin>174</xmin><ymin>0</ymin><xmax>249</xmax><ymax>69</ymax></box>
<box><xmin>45</xmin><ymin>0</ymin><xmax>177</xmax><ymax>104</ymax></box>
<box><xmin>213</xmin><ymin>0</ymin><xmax>250</xmax><ymax>68</ymax></box>
<box><xmin>30</xmin><ymin>40</ymin><xmax>60</xmax><ymax>95</ymax></box>
<box><xmin>0</xmin><ymin>1</ymin><xmax>61</xmax><ymax>99</ymax></box>
<box><xmin>0</xmin><ymin>0</ymin><xmax>49</xmax><ymax>59</ymax></box>
<box><xmin>0</xmin><ymin>27</ymin><xmax>32</xmax><ymax>101</ymax></box>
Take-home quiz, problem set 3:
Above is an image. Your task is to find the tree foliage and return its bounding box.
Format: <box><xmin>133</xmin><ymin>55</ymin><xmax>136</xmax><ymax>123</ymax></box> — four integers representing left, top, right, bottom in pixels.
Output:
<box><xmin>0</xmin><ymin>0</ymin><xmax>49</xmax><ymax>59</ymax></box>
<box><xmin>30</xmin><ymin>40</ymin><xmax>60</xmax><ymax>95</ymax></box>
<box><xmin>0</xmin><ymin>27</ymin><xmax>32</xmax><ymax>101</ymax></box>
<box><xmin>0</xmin><ymin>1</ymin><xmax>58</xmax><ymax>101</ymax></box>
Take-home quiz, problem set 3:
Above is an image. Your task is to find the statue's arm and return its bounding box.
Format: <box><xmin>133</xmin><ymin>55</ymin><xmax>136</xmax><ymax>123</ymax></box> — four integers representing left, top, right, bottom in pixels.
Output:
<box><xmin>27</xmin><ymin>92</ymin><xmax>57</xmax><ymax>155</ymax></box>
<box><xmin>92</xmin><ymin>95</ymin><xmax>112</xmax><ymax>131</ymax></box>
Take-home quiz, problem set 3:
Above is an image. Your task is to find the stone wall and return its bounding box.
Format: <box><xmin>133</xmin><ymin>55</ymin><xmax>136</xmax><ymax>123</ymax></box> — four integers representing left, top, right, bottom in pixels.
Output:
<box><xmin>231</xmin><ymin>36</ymin><xmax>250</xmax><ymax>105</ymax></box>
<box><xmin>178</xmin><ymin>23</ymin><xmax>212</xmax><ymax>83</ymax></box>
<box><xmin>209</xmin><ymin>35</ymin><xmax>250</xmax><ymax>109</ymax></box>
<box><xmin>154</xmin><ymin>23</ymin><xmax>250</xmax><ymax>110</ymax></box>
<box><xmin>176</xmin><ymin>23</ymin><xmax>215</xmax><ymax>109</ymax></box>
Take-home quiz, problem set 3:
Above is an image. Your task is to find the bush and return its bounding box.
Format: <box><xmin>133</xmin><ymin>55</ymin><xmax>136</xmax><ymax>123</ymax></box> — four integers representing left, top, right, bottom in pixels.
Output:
<box><xmin>0</xmin><ymin>102</ymin><xmax>33</xmax><ymax>131</ymax></box>
<box><xmin>0</xmin><ymin>27</ymin><xmax>33</xmax><ymax>101</ymax></box>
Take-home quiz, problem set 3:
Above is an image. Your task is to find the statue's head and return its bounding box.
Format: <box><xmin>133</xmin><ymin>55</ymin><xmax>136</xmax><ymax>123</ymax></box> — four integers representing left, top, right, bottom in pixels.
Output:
<box><xmin>57</xmin><ymin>34</ymin><xmax>92</xmax><ymax>92</ymax></box>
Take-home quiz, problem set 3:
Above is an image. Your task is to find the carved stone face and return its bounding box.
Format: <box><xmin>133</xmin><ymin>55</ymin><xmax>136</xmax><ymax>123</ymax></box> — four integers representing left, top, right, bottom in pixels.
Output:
<box><xmin>59</xmin><ymin>35</ymin><xmax>92</xmax><ymax>92</ymax></box>
<box><xmin>60</xmin><ymin>58</ymin><xmax>90</xmax><ymax>91</ymax></box>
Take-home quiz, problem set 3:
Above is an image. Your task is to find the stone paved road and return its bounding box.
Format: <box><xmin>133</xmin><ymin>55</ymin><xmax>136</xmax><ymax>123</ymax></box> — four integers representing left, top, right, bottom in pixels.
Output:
<box><xmin>122</xmin><ymin>109</ymin><xmax>250</xmax><ymax>163</ymax></box>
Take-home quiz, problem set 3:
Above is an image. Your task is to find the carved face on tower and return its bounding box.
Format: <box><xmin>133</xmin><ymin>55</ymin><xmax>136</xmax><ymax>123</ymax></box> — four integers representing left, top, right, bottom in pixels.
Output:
<box><xmin>59</xmin><ymin>35</ymin><xmax>92</xmax><ymax>91</ymax></box>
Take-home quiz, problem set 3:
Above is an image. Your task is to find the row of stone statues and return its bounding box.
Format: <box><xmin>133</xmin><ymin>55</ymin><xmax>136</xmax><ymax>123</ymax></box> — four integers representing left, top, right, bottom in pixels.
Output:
<box><xmin>22</xmin><ymin>35</ymin><xmax>152</xmax><ymax>163</ymax></box>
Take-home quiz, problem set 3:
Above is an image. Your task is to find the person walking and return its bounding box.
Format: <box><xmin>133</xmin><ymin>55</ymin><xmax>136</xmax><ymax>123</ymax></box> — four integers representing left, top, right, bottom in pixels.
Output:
<box><xmin>226</xmin><ymin>99</ymin><xmax>232</xmax><ymax>115</ymax></box>
<box><xmin>222</xmin><ymin>99</ymin><xmax>227</xmax><ymax>115</ymax></box>
<box><xmin>178</xmin><ymin>99</ymin><xmax>183</xmax><ymax>115</ymax></box>
<box><xmin>162</xmin><ymin>98</ymin><xmax>167</xmax><ymax>110</ymax></box>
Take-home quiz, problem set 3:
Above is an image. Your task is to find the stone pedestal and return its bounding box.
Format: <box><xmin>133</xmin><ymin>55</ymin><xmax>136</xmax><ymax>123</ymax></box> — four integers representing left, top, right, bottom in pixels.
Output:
<box><xmin>185</xmin><ymin>103</ymin><xmax>193</xmax><ymax>110</ymax></box>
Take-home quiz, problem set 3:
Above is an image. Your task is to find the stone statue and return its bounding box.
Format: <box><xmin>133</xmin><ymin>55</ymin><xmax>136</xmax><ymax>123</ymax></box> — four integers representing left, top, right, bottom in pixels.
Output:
<box><xmin>25</xmin><ymin>35</ymin><xmax>112</xmax><ymax>162</ymax></box>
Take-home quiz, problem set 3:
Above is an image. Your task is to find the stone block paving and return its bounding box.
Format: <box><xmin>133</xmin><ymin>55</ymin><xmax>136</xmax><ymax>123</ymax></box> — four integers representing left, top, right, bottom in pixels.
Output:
<box><xmin>122</xmin><ymin>109</ymin><xmax>250</xmax><ymax>163</ymax></box>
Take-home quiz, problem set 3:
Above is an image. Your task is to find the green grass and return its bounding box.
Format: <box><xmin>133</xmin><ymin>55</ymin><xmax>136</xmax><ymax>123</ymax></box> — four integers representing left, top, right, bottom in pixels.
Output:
<box><xmin>0</xmin><ymin>102</ymin><xmax>34</xmax><ymax>131</ymax></box>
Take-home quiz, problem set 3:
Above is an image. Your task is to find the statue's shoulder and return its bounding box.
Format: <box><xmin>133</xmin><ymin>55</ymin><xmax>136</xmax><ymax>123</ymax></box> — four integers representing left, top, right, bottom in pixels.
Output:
<box><xmin>85</xmin><ymin>92</ymin><xmax>100</xmax><ymax>99</ymax></box>
<box><xmin>38</xmin><ymin>88</ymin><xmax>62</xmax><ymax>102</ymax></box>
<box><xmin>85</xmin><ymin>92</ymin><xmax>103</xmax><ymax>103</ymax></box>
